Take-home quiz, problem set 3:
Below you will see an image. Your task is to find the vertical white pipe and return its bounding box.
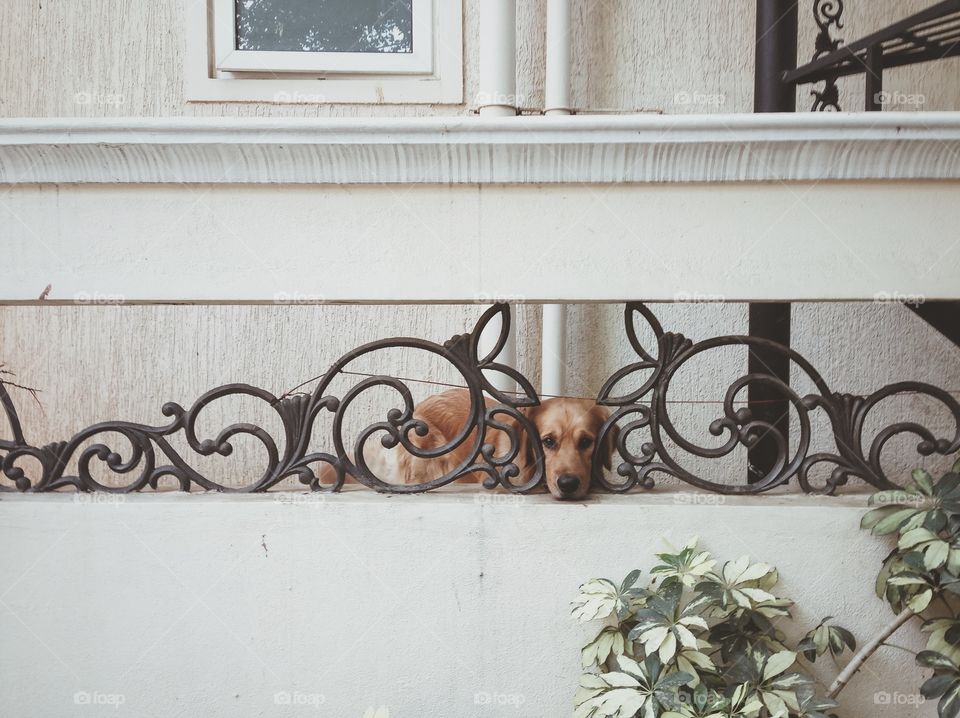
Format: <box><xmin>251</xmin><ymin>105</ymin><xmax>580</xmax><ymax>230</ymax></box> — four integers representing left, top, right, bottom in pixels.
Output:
<box><xmin>478</xmin><ymin>0</ymin><xmax>517</xmax><ymax>393</ymax></box>
<box><xmin>541</xmin><ymin>304</ymin><xmax>567</xmax><ymax>397</ymax></box>
<box><xmin>544</xmin><ymin>0</ymin><xmax>572</xmax><ymax>115</ymax></box>
<box><xmin>541</xmin><ymin>0</ymin><xmax>572</xmax><ymax>398</ymax></box>
<box><xmin>478</xmin><ymin>0</ymin><xmax>517</xmax><ymax>116</ymax></box>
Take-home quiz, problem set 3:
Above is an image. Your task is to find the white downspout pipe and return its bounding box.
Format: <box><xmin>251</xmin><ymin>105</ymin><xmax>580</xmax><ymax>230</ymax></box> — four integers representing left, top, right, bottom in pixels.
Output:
<box><xmin>541</xmin><ymin>0</ymin><xmax>572</xmax><ymax>398</ymax></box>
<box><xmin>544</xmin><ymin>0</ymin><xmax>572</xmax><ymax>116</ymax></box>
<box><xmin>541</xmin><ymin>304</ymin><xmax>567</xmax><ymax>397</ymax></box>
<box><xmin>478</xmin><ymin>0</ymin><xmax>518</xmax><ymax>117</ymax></box>
<box><xmin>478</xmin><ymin>0</ymin><xmax>517</xmax><ymax>394</ymax></box>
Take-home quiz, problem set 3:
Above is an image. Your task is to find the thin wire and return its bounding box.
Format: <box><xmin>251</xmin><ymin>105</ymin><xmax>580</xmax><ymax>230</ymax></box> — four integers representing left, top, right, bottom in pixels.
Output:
<box><xmin>280</xmin><ymin>370</ymin><xmax>960</xmax><ymax>406</ymax></box>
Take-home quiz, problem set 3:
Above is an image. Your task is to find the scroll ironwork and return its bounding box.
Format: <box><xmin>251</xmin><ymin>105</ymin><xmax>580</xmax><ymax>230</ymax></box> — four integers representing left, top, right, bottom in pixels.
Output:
<box><xmin>2</xmin><ymin>302</ymin><xmax>958</xmax><ymax>496</ymax></box>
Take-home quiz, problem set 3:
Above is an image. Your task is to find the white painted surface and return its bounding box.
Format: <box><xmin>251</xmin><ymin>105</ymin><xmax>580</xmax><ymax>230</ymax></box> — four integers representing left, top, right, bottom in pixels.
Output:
<box><xmin>2</xmin><ymin>114</ymin><xmax>960</xmax><ymax>184</ymax></box>
<box><xmin>3</xmin><ymin>179</ymin><xmax>959</xmax><ymax>302</ymax></box>
<box><xmin>0</xmin><ymin>492</ymin><xmax>928</xmax><ymax>718</ymax></box>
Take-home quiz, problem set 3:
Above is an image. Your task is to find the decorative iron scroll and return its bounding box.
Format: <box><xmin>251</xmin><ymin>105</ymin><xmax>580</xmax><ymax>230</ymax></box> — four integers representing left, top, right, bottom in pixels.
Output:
<box><xmin>2</xmin><ymin>302</ymin><xmax>958</xmax><ymax>496</ymax></box>
<box><xmin>810</xmin><ymin>0</ymin><xmax>845</xmax><ymax>111</ymax></box>
<box><xmin>589</xmin><ymin>303</ymin><xmax>960</xmax><ymax>495</ymax></box>
<box><xmin>0</xmin><ymin>305</ymin><xmax>543</xmax><ymax>495</ymax></box>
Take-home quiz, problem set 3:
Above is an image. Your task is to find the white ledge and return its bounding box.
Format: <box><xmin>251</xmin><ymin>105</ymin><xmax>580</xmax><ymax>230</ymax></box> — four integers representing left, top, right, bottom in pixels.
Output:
<box><xmin>0</xmin><ymin>487</ymin><xmax>873</xmax><ymax>507</ymax></box>
<box><xmin>1</xmin><ymin>113</ymin><xmax>960</xmax><ymax>185</ymax></box>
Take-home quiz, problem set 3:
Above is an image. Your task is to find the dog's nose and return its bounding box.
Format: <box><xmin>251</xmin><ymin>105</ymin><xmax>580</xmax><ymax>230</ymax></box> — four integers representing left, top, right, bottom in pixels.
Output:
<box><xmin>557</xmin><ymin>474</ymin><xmax>581</xmax><ymax>496</ymax></box>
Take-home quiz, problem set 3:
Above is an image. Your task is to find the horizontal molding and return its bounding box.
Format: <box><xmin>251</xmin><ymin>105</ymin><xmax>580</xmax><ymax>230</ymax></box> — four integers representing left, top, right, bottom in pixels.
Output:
<box><xmin>1</xmin><ymin>113</ymin><xmax>959</xmax><ymax>185</ymax></box>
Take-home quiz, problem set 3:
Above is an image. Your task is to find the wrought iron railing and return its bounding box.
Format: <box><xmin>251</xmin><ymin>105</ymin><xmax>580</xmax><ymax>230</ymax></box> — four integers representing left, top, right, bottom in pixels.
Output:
<box><xmin>2</xmin><ymin>303</ymin><xmax>957</xmax><ymax>496</ymax></box>
<box><xmin>787</xmin><ymin>0</ymin><xmax>960</xmax><ymax>112</ymax></box>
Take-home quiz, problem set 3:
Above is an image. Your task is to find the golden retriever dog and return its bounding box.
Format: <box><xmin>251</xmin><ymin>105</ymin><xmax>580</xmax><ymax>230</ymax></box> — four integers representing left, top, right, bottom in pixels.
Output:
<box><xmin>360</xmin><ymin>389</ymin><xmax>616</xmax><ymax>500</ymax></box>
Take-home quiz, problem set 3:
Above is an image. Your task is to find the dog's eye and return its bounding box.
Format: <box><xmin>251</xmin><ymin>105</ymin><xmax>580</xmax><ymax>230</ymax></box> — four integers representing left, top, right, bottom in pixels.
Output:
<box><xmin>578</xmin><ymin>437</ymin><xmax>594</xmax><ymax>450</ymax></box>
<box><xmin>542</xmin><ymin>436</ymin><xmax>557</xmax><ymax>449</ymax></box>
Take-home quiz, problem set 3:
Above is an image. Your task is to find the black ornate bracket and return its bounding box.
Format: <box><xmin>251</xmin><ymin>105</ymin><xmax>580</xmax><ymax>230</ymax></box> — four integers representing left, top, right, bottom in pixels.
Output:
<box><xmin>810</xmin><ymin>0</ymin><xmax>845</xmax><ymax>111</ymax></box>
<box><xmin>2</xmin><ymin>303</ymin><xmax>958</xmax><ymax>496</ymax></box>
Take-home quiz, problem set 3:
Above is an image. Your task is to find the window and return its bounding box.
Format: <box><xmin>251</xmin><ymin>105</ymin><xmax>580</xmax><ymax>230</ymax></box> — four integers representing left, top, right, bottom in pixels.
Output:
<box><xmin>186</xmin><ymin>0</ymin><xmax>462</xmax><ymax>104</ymax></box>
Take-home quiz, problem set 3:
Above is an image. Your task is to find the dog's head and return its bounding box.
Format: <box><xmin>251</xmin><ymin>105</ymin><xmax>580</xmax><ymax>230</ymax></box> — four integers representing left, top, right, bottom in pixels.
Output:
<box><xmin>521</xmin><ymin>398</ymin><xmax>617</xmax><ymax>500</ymax></box>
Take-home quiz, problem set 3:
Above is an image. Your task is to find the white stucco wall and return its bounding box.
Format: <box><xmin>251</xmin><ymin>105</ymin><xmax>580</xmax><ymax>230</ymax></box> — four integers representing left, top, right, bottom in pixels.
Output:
<box><xmin>0</xmin><ymin>492</ymin><xmax>931</xmax><ymax>718</ymax></box>
<box><xmin>1</xmin><ymin>0</ymin><xmax>957</xmax><ymax>116</ymax></box>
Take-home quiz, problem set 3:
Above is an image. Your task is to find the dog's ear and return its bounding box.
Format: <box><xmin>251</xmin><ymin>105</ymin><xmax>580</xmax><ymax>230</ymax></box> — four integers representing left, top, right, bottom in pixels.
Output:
<box><xmin>602</xmin><ymin>422</ymin><xmax>620</xmax><ymax>470</ymax></box>
<box><xmin>517</xmin><ymin>403</ymin><xmax>543</xmax><ymax>468</ymax></box>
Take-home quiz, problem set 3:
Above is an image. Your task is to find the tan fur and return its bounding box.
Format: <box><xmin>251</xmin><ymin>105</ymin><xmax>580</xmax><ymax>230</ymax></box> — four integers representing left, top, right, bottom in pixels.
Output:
<box><xmin>321</xmin><ymin>389</ymin><xmax>615</xmax><ymax>499</ymax></box>
<box><xmin>383</xmin><ymin>389</ymin><xmax>615</xmax><ymax>499</ymax></box>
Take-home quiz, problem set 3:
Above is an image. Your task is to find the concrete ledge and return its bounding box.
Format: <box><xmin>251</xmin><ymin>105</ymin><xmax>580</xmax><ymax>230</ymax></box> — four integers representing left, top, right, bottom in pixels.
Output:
<box><xmin>0</xmin><ymin>490</ymin><xmax>918</xmax><ymax>717</ymax></box>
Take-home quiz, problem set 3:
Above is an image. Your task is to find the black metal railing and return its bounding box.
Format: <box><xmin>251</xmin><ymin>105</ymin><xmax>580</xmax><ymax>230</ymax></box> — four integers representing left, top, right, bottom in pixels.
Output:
<box><xmin>787</xmin><ymin>0</ymin><xmax>960</xmax><ymax>112</ymax></box>
<box><xmin>2</xmin><ymin>303</ymin><xmax>958</xmax><ymax>496</ymax></box>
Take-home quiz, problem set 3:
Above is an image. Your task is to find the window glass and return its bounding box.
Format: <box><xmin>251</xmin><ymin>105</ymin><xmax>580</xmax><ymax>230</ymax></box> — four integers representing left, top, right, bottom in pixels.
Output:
<box><xmin>236</xmin><ymin>0</ymin><xmax>414</xmax><ymax>53</ymax></box>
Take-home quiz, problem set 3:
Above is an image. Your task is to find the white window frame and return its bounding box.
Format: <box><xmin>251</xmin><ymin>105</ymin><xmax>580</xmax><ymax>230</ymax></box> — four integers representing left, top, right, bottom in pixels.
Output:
<box><xmin>185</xmin><ymin>0</ymin><xmax>462</xmax><ymax>104</ymax></box>
<box><xmin>215</xmin><ymin>0</ymin><xmax>433</xmax><ymax>74</ymax></box>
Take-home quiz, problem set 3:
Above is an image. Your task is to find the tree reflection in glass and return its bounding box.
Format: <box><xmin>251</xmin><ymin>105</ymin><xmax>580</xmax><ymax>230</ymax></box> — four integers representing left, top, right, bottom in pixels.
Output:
<box><xmin>236</xmin><ymin>0</ymin><xmax>414</xmax><ymax>53</ymax></box>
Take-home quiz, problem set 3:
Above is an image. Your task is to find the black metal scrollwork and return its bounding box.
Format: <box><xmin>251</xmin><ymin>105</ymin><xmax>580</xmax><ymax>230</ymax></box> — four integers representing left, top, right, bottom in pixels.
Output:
<box><xmin>0</xmin><ymin>304</ymin><xmax>543</xmax><ymax>494</ymax></box>
<box><xmin>3</xmin><ymin>302</ymin><xmax>958</xmax><ymax>496</ymax></box>
<box><xmin>591</xmin><ymin>303</ymin><xmax>960</xmax><ymax>495</ymax></box>
<box><xmin>810</xmin><ymin>0</ymin><xmax>845</xmax><ymax>111</ymax></box>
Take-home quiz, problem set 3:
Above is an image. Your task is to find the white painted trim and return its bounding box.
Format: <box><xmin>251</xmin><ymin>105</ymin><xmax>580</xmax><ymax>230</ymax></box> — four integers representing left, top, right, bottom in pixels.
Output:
<box><xmin>213</xmin><ymin>0</ymin><xmax>433</xmax><ymax>74</ymax></box>
<box><xmin>1</xmin><ymin>113</ymin><xmax>960</xmax><ymax>184</ymax></box>
<box><xmin>185</xmin><ymin>0</ymin><xmax>462</xmax><ymax>104</ymax></box>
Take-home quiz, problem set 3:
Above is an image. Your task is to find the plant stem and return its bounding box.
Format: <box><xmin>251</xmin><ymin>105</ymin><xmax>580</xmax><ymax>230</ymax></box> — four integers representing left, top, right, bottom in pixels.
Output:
<box><xmin>828</xmin><ymin>607</ymin><xmax>914</xmax><ymax>699</ymax></box>
<box><xmin>879</xmin><ymin>642</ymin><xmax>918</xmax><ymax>656</ymax></box>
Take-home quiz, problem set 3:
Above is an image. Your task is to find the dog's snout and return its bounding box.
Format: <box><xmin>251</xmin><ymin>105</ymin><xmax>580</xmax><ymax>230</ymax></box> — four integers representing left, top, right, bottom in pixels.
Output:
<box><xmin>556</xmin><ymin>474</ymin><xmax>581</xmax><ymax>496</ymax></box>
